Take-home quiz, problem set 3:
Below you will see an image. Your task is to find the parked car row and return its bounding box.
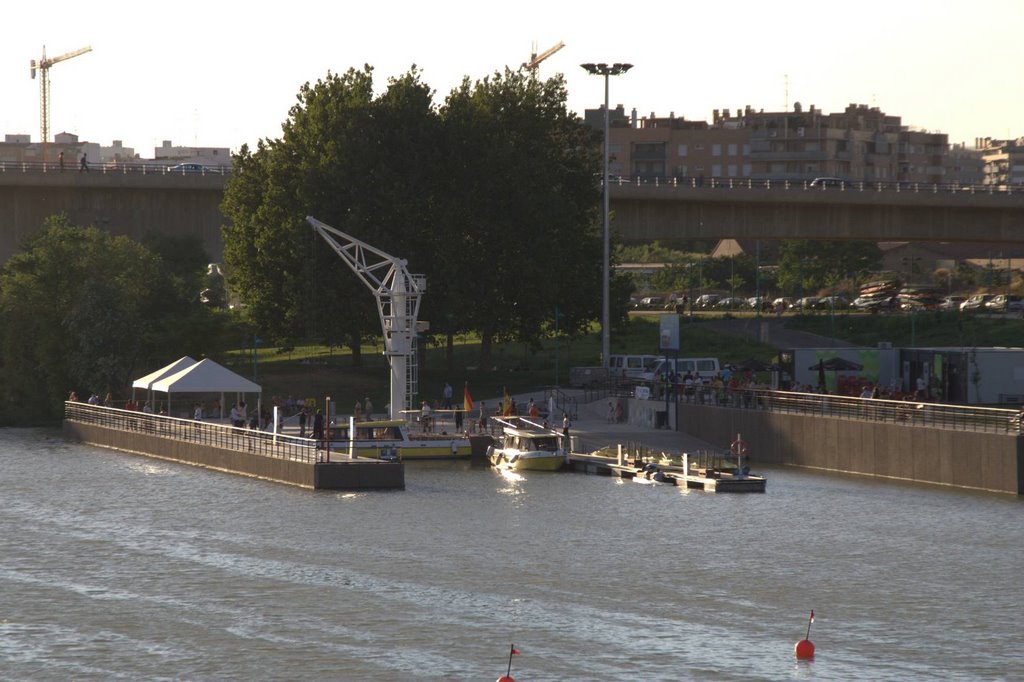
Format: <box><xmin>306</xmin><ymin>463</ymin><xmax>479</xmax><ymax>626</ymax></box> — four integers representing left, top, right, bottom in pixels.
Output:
<box><xmin>632</xmin><ymin>291</ymin><xmax>1024</xmax><ymax>314</ymax></box>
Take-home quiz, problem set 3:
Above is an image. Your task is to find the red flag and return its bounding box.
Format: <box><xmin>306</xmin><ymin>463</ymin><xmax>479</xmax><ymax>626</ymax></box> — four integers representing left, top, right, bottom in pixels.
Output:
<box><xmin>511</xmin><ymin>648</ymin><xmax>520</xmax><ymax>655</ymax></box>
<box><xmin>464</xmin><ymin>383</ymin><xmax>474</xmax><ymax>412</ymax></box>
<box><xmin>810</xmin><ymin>610</ymin><xmax>814</xmax><ymax>623</ymax></box>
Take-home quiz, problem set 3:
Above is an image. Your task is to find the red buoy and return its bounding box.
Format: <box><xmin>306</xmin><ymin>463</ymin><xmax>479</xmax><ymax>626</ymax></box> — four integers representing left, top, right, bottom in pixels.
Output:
<box><xmin>794</xmin><ymin>639</ymin><xmax>815</xmax><ymax>659</ymax></box>
<box><xmin>497</xmin><ymin>676</ymin><xmax>515</xmax><ymax>682</ymax></box>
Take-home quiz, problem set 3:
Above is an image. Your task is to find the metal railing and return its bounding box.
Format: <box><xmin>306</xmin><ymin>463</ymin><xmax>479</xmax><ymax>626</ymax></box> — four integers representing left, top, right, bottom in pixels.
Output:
<box><xmin>606</xmin><ymin>175</ymin><xmax>1017</xmax><ymax>196</ymax></box>
<box><xmin>0</xmin><ymin>160</ymin><xmax>230</xmax><ymax>176</ymax></box>
<box><xmin>679</xmin><ymin>386</ymin><xmax>1021</xmax><ymax>434</ymax></box>
<box><xmin>64</xmin><ymin>401</ymin><xmax>319</xmax><ymax>462</ymax></box>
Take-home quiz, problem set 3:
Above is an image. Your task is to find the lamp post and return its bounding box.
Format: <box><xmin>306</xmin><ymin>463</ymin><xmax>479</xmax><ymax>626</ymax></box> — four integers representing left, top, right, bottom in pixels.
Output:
<box><xmin>581</xmin><ymin>62</ymin><xmax>632</xmax><ymax>368</ymax></box>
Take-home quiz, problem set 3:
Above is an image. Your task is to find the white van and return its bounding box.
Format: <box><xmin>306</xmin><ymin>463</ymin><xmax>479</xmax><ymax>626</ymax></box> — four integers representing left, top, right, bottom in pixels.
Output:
<box><xmin>607</xmin><ymin>354</ymin><xmax>659</xmax><ymax>379</ymax></box>
<box><xmin>641</xmin><ymin>357</ymin><xmax>721</xmax><ymax>383</ymax></box>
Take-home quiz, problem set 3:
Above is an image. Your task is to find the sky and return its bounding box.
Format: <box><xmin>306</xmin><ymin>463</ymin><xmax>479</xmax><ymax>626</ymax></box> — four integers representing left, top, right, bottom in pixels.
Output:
<box><xmin>2</xmin><ymin>0</ymin><xmax>1021</xmax><ymax>157</ymax></box>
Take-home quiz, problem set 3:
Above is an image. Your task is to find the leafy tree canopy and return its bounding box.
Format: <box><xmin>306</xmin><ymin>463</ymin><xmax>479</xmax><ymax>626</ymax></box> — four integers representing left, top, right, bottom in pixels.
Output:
<box><xmin>776</xmin><ymin>240</ymin><xmax>882</xmax><ymax>296</ymax></box>
<box><xmin>0</xmin><ymin>215</ymin><xmax>223</xmax><ymax>425</ymax></box>
<box><xmin>221</xmin><ymin>65</ymin><xmax>605</xmax><ymax>366</ymax></box>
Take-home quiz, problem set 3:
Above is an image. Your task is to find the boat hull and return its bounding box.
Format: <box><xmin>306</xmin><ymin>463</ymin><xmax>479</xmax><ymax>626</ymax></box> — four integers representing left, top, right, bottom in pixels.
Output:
<box><xmin>498</xmin><ymin>453</ymin><xmax>566</xmax><ymax>471</ymax></box>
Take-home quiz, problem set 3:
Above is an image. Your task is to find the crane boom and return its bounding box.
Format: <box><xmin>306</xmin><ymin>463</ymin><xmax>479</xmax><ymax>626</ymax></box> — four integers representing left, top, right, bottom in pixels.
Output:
<box><xmin>306</xmin><ymin>216</ymin><xmax>426</xmax><ymax>418</ymax></box>
<box><xmin>522</xmin><ymin>40</ymin><xmax>565</xmax><ymax>72</ymax></box>
<box><xmin>30</xmin><ymin>44</ymin><xmax>92</xmax><ymax>146</ymax></box>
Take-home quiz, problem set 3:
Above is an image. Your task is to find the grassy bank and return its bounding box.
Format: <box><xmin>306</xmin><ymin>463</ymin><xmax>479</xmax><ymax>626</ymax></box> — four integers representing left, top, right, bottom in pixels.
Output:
<box><xmin>224</xmin><ymin>316</ymin><xmax>778</xmax><ymax>408</ymax></box>
<box><xmin>786</xmin><ymin>310</ymin><xmax>1024</xmax><ymax>348</ymax></box>
<box><xmin>221</xmin><ymin>311</ymin><xmax>1023</xmax><ymax>408</ymax></box>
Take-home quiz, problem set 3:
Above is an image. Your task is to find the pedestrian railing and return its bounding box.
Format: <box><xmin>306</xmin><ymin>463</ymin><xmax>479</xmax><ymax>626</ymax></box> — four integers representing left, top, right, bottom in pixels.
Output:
<box><xmin>64</xmin><ymin>402</ymin><xmax>319</xmax><ymax>462</ymax></box>
<box><xmin>680</xmin><ymin>387</ymin><xmax>1020</xmax><ymax>434</ymax></box>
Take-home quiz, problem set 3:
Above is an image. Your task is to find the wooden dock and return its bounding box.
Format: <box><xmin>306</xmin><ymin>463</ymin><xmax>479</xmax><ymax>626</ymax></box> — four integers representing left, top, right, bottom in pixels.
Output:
<box><xmin>567</xmin><ymin>449</ymin><xmax>766</xmax><ymax>493</ymax></box>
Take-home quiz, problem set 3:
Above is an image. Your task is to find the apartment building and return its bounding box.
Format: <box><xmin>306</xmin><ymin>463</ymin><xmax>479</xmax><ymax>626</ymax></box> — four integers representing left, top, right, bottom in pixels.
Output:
<box><xmin>597</xmin><ymin>102</ymin><xmax>956</xmax><ymax>185</ymax></box>
<box><xmin>978</xmin><ymin>137</ymin><xmax>1024</xmax><ymax>186</ymax></box>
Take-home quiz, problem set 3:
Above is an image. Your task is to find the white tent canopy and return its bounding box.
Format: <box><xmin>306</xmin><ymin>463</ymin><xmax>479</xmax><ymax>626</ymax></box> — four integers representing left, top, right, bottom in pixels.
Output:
<box><xmin>150</xmin><ymin>358</ymin><xmax>261</xmax><ymax>394</ymax></box>
<box><xmin>148</xmin><ymin>358</ymin><xmax>261</xmax><ymax>419</ymax></box>
<box><xmin>132</xmin><ymin>356</ymin><xmax>197</xmax><ymax>391</ymax></box>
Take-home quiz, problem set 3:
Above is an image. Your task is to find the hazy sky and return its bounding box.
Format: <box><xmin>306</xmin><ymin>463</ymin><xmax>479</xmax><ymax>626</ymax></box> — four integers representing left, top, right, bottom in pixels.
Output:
<box><xmin>2</xmin><ymin>0</ymin><xmax>1020</xmax><ymax>157</ymax></box>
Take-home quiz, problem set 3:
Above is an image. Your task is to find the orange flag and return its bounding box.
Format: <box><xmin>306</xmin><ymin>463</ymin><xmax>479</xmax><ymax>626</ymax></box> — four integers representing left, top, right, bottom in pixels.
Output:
<box><xmin>464</xmin><ymin>383</ymin><xmax>474</xmax><ymax>412</ymax></box>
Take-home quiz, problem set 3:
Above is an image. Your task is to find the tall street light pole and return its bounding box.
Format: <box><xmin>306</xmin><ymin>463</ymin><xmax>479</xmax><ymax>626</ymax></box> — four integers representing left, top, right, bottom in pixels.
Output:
<box><xmin>581</xmin><ymin>62</ymin><xmax>632</xmax><ymax>369</ymax></box>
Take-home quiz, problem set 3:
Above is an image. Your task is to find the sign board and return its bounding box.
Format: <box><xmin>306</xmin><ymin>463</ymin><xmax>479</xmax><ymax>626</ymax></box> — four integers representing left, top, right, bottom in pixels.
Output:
<box><xmin>659</xmin><ymin>314</ymin><xmax>680</xmax><ymax>351</ymax></box>
<box><xmin>635</xmin><ymin>385</ymin><xmax>651</xmax><ymax>400</ymax></box>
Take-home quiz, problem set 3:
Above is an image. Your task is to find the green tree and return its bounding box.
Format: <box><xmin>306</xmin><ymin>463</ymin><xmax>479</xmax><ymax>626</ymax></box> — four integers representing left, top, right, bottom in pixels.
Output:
<box><xmin>222</xmin><ymin>65</ymin><xmax>604</xmax><ymax>369</ymax></box>
<box><xmin>437</xmin><ymin>68</ymin><xmax>602</xmax><ymax>363</ymax></box>
<box><xmin>0</xmin><ymin>216</ymin><xmax>216</xmax><ymax>424</ymax></box>
<box><xmin>776</xmin><ymin>240</ymin><xmax>882</xmax><ymax>296</ymax></box>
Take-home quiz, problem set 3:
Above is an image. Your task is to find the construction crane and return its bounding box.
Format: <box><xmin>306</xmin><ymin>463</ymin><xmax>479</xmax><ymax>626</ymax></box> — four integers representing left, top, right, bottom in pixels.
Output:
<box><xmin>522</xmin><ymin>40</ymin><xmax>565</xmax><ymax>73</ymax></box>
<box><xmin>30</xmin><ymin>44</ymin><xmax>92</xmax><ymax>145</ymax></box>
<box><xmin>306</xmin><ymin>216</ymin><xmax>426</xmax><ymax>419</ymax></box>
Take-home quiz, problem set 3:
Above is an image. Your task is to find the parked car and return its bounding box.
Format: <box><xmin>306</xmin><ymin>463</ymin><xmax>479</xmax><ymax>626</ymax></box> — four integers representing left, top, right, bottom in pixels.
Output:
<box><xmin>747</xmin><ymin>296</ymin><xmax>771</xmax><ymax>310</ymax></box>
<box><xmin>985</xmin><ymin>294</ymin><xmax>1024</xmax><ymax>313</ymax></box>
<box><xmin>960</xmin><ymin>294</ymin><xmax>994</xmax><ymax>312</ymax></box>
<box><xmin>852</xmin><ymin>295</ymin><xmax>895</xmax><ymax>311</ymax></box>
<box><xmin>715</xmin><ymin>297</ymin><xmax>747</xmax><ymax>309</ymax></box>
<box><xmin>792</xmin><ymin>296</ymin><xmax>819</xmax><ymax>310</ymax></box>
<box><xmin>694</xmin><ymin>294</ymin><xmax>721</xmax><ymax>309</ymax></box>
<box><xmin>814</xmin><ymin>295</ymin><xmax>849</xmax><ymax>309</ymax></box>
<box><xmin>771</xmin><ymin>297</ymin><xmax>794</xmax><ymax>311</ymax></box>
<box><xmin>938</xmin><ymin>295</ymin><xmax>966</xmax><ymax>311</ymax></box>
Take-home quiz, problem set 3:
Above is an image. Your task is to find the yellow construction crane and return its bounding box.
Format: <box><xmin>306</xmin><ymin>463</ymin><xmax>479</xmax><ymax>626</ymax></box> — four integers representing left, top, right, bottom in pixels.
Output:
<box><xmin>522</xmin><ymin>41</ymin><xmax>565</xmax><ymax>73</ymax></box>
<box><xmin>30</xmin><ymin>45</ymin><xmax>92</xmax><ymax>145</ymax></box>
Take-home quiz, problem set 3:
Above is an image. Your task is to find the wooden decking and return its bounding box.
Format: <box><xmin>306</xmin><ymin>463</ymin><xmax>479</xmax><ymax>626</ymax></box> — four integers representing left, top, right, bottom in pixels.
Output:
<box><xmin>567</xmin><ymin>451</ymin><xmax>766</xmax><ymax>493</ymax></box>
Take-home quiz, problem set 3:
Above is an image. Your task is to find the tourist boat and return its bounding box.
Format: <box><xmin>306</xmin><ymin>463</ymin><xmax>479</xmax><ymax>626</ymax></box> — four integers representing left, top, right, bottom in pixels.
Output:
<box><xmin>487</xmin><ymin>422</ymin><xmax>567</xmax><ymax>472</ymax></box>
<box><xmin>326</xmin><ymin>419</ymin><xmax>471</xmax><ymax>460</ymax></box>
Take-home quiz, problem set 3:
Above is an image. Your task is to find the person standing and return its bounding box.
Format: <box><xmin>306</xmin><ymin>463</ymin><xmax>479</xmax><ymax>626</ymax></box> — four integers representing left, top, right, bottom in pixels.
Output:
<box><xmin>420</xmin><ymin>400</ymin><xmax>432</xmax><ymax>432</ymax></box>
<box><xmin>364</xmin><ymin>396</ymin><xmax>373</xmax><ymax>419</ymax></box>
<box><xmin>312</xmin><ymin>409</ymin><xmax>325</xmax><ymax>440</ymax></box>
<box><xmin>562</xmin><ymin>412</ymin><xmax>570</xmax><ymax>440</ymax></box>
<box><xmin>478</xmin><ymin>401</ymin><xmax>488</xmax><ymax>433</ymax></box>
<box><xmin>442</xmin><ymin>382</ymin><xmax>453</xmax><ymax>409</ymax></box>
<box><xmin>79</xmin><ymin>152</ymin><xmax>89</xmax><ymax>172</ymax></box>
<box><xmin>58</xmin><ymin>151</ymin><xmax>65</xmax><ymax>171</ymax></box>
<box><xmin>298</xmin><ymin>405</ymin><xmax>308</xmax><ymax>437</ymax></box>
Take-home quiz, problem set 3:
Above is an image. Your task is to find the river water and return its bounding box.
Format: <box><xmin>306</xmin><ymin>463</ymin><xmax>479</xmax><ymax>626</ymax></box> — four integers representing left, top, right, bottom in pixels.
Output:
<box><xmin>1</xmin><ymin>428</ymin><xmax>1021</xmax><ymax>681</ymax></box>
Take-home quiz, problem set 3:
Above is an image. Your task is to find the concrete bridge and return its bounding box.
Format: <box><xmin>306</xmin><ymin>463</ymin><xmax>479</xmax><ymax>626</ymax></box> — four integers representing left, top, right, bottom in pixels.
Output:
<box><xmin>3</xmin><ymin>166</ymin><xmax>1024</xmax><ymax>264</ymax></box>
<box><xmin>609</xmin><ymin>179</ymin><xmax>1024</xmax><ymax>246</ymax></box>
<box><xmin>0</xmin><ymin>165</ymin><xmax>226</xmax><ymax>263</ymax></box>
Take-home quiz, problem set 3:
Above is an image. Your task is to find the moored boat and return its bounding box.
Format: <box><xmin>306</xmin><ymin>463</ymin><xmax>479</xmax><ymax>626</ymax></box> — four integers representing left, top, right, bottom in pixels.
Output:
<box><xmin>326</xmin><ymin>419</ymin><xmax>471</xmax><ymax>460</ymax></box>
<box><xmin>487</xmin><ymin>420</ymin><xmax>567</xmax><ymax>472</ymax></box>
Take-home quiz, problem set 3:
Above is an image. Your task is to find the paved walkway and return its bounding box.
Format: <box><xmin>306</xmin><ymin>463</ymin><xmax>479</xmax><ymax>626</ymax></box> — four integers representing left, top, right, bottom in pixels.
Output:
<box><xmin>491</xmin><ymin>389</ymin><xmax>717</xmax><ymax>456</ymax></box>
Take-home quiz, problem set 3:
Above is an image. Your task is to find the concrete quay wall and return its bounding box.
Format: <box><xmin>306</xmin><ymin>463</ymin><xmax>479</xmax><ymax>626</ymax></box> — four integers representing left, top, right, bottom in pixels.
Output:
<box><xmin>63</xmin><ymin>421</ymin><xmax>404</xmax><ymax>491</ymax></box>
<box><xmin>677</xmin><ymin>404</ymin><xmax>1023</xmax><ymax>494</ymax></box>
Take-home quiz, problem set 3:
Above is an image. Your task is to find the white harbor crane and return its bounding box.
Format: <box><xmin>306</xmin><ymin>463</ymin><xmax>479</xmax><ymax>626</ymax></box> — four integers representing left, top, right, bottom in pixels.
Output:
<box><xmin>306</xmin><ymin>216</ymin><xmax>426</xmax><ymax>419</ymax></box>
<box><xmin>30</xmin><ymin>45</ymin><xmax>92</xmax><ymax>145</ymax></box>
<box><xmin>522</xmin><ymin>40</ymin><xmax>565</xmax><ymax>73</ymax></box>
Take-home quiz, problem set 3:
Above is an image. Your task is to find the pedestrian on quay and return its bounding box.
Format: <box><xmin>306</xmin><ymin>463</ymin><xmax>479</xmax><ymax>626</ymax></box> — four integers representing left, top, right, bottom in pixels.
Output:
<box><xmin>312</xmin><ymin>409</ymin><xmax>325</xmax><ymax>440</ymax></box>
<box><xmin>562</xmin><ymin>412</ymin><xmax>571</xmax><ymax>441</ymax></box>
<box><xmin>79</xmin><ymin>152</ymin><xmax>89</xmax><ymax>172</ymax></box>
<box><xmin>364</xmin><ymin>396</ymin><xmax>373</xmax><ymax>419</ymax></box>
<box><xmin>298</xmin><ymin>405</ymin><xmax>308</xmax><ymax>438</ymax></box>
<box><xmin>58</xmin><ymin>151</ymin><xmax>65</xmax><ymax>171</ymax></box>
